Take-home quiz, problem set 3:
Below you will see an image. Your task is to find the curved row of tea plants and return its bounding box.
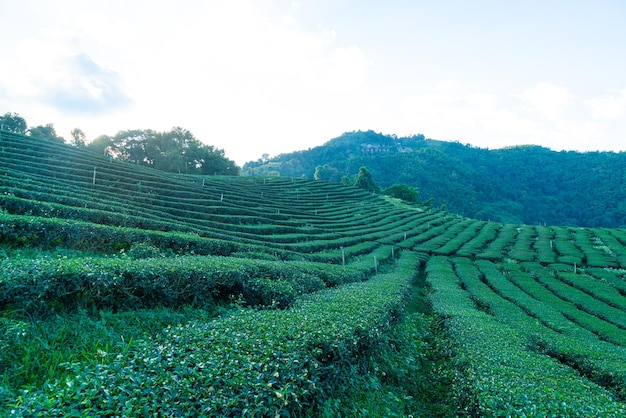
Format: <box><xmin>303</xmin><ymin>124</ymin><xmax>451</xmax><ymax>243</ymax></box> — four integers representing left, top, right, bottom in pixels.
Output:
<box><xmin>437</xmin><ymin>255</ymin><xmax>626</xmax><ymax>403</ymax></box>
<box><xmin>4</xmin><ymin>251</ymin><xmax>419</xmax><ymax>416</ymax></box>
<box><xmin>0</xmin><ymin>253</ymin><xmax>371</xmax><ymax>317</ymax></box>
<box><xmin>426</xmin><ymin>256</ymin><xmax>626</xmax><ymax>416</ymax></box>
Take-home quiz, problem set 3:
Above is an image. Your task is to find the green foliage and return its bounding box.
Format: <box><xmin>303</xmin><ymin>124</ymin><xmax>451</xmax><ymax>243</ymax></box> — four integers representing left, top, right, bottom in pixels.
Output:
<box><xmin>0</xmin><ymin>306</ymin><xmax>215</xmax><ymax>398</ymax></box>
<box><xmin>313</xmin><ymin>164</ymin><xmax>341</xmax><ymax>182</ymax></box>
<box><xmin>100</xmin><ymin>127</ymin><xmax>240</xmax><ymax>175</ymax></box>
<box><xmin>127</xmin><ymin>242</ymin><xmax>166</xmax><ymax>259</ymax></box>
<box><xmin>0</xmin><ymin>254</ymin><xmax>363</xmax><ymax>317</ymax></box>
<box><xmin>245</xmin><ymin>130</ymin><xmax>626</xmax><ymax>228</ymax></box>
<box><xmin>69</xmin><ymin>128</ymin><xmax>87</xmax><ymax>148</ymax></box>
<box><xmin>354</xmin><ymin>166</ymin><xmax>380</xmax><ymax>193</ymax></box>
<box><xmin>318</xmin><ymin>313</ymin><xmax>455</xmax><ymax>417</ymax></box>
<box><xmin>0</xmin><ymin>112</ymin><xmax>27</xmax><ymax>134</ymax></box>
<box><xmin>28</xmin><ymin>123</ymin><xmax>65</xmax><ymax>143</ymax></box>
<box><xmin>4</xmin><ymin>253</ymin><xmax>416</xmax><ymax>416</ymax></box>
<box><xmin>426</xmin><ymin>256</ymin><xmax>626</xmax><ymax>416</ymax></box>
<box><xmin>382</xmin><ymin>183</ymin><xmax>419</xmax><ymax>202</ymax></box>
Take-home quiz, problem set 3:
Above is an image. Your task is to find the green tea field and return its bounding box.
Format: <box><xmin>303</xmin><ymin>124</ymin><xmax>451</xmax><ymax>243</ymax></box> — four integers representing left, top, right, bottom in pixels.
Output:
<box><xmin>2</xmin><ymin>130</ymin><xmax>626</xmax><ymax>416</ymax></box>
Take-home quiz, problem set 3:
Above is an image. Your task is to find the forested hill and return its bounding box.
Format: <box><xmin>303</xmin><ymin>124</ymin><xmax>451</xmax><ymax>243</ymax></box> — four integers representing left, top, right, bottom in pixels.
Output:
<box><xmin>243</xmin><ymin>131</ymin><xmax>626</xmax><ymax>228</ymax></box>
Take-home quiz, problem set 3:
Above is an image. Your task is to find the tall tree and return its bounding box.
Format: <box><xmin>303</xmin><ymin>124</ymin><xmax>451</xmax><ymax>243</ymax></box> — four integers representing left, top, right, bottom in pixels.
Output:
<box><xmin>87</xmin><ymin>135</ymin><xmax>115</xmax><ymax>156</ymax></box>
<box><xmin>198</xmin><ymin>145</ymin><xmax>239</xmax><ymax>175</ymax></box>
<box><xmin>0</xmin><ymin>112</ymin><xmax>28</xmax><ymax>134</ymax></box>
<box><xmin>92</xmin><ymin>127</ymin><xmax>240</xmax><ymax>175</ymax></box>
<box><xmin>314</xmin><ymin>165</ymin><xmax>340</xmax><ymax>182</ymax></box>
<box><xmin>28</xmin><ymin>124</ymin><xmax>64</xmax><ymax>142</ymax></box>
<box><xmin>70</xmin><ymin>128</ymin><xmax>87</xmax><ymax>148</ymax></box>
<box><xmin>113</xmin><ymin>129</ymin><xmax>157</xmax><ymax>164</ymax></box>
<box><xmin>354</xmin><ymin>166</ymin><xmax>380</xmax><ymax>193</ymax></box>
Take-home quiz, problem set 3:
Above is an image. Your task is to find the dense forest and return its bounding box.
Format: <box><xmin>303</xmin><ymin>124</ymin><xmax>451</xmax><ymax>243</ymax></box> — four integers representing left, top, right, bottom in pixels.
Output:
<box><xmin>243</xmin><ymin>131</ymin><xmax>626</xmax><ymax>228</ymax></box>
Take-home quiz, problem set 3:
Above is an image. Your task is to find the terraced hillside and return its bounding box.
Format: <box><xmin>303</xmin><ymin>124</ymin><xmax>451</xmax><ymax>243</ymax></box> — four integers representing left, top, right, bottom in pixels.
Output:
<box><xmin>2</xmin><ymin>130</ymin><xmax>626</xmax><ymax>416</ymax></box>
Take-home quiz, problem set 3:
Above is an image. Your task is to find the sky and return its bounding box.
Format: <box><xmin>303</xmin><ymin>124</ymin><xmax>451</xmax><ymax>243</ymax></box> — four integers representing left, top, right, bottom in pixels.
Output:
<box><xmin>1</xmin><ymin>0</ymin><xmax>625</xmax><ymax>165</ymax></box>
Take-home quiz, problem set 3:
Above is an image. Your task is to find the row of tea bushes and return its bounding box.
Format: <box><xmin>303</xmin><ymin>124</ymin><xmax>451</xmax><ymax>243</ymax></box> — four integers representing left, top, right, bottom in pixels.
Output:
<box><xmin>5</xmin><ymin>252</ymin><xmax>419</xmax><ymax>416</ymax></box>
<box><xmin>453</xmin><ymin>221</ymin><xmax>501</xmax><ymax>258</ymax></box>
<box><xmin>0</xmin><ymin>253</ymin><xmax>368</xmax><ymax>317</ymax></box>
<box><xmin>425</xmin><ymin>256</ymin><xmax>626</xmax><ymax>416</ymax></box>
<box><xmin>0</xmin><ymin>213</ymin><xmax>241</xmax><ymax>256</ymax></box>
<box><xmin>447</xmin><ymin>257</ymin><xmax>626</xmax><ymax>404</ymax></box>
<box><xmin>500</xmin><ymin>261</ymin><xmax>626</xmax><ymax>400</ymax></box>
<box><xmin>476</xmin><ymin>223</ymin><xmax>518</xmax><ymax>260</ymax></box>
<box><xmin>470</xmin><ymin>223</ymin><xmax>626</xmax><ymax>268</ymax></box>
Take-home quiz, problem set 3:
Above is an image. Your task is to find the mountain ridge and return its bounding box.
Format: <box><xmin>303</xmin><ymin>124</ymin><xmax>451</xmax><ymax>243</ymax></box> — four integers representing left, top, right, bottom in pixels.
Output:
<box><xmin>243</xmin><ymin>130</ymin><xmax>626</xmax><ymax>228</ymax></box>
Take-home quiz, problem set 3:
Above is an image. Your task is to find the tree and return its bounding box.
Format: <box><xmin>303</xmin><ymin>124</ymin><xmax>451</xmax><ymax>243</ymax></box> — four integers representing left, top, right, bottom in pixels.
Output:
<box><xmin>112</xmin><ymin>129</ymin><xmax>157</xmax><ymax>164</ymax></box>
<box><xmin>70</xmin><ymin>128</ymin><xmax>87</xmax><ymax>148</ymax></box>
<box><xmin>354</xmin><ymin>166</ymin><xmax>379</xmax><ymax>193</ymax></box>
<box><xmin>198</xmin><ymin>145</ymin><xmax>240</xmax><ymax>175</ymax></box>
<box><xmin>314</xmin><ymin>165</ymin><xmax>340</xmax><ymax>182</ymax></box>
<box><xmin>89</xmin><ymin>127</ymin><xmax>240</xmax><ymax>176</ymax></box>
<box><xmin>88</xmin><ymin>135</ymin><xmax>116</xmax><ymax>156</ymax></box>
<box><xmin>0</xmin><ymin>112</ymin><xmax>27</xmax><ymax>134</ymax></box>
<box><xmin>28</xmin><ymin>124</ymin><xmax>64</xmax><ymax>142</ymax></box>
<box><xmin>383</xmin><ymin>184</ymin><xmax>419</xmax><ymax>202</ymax></box>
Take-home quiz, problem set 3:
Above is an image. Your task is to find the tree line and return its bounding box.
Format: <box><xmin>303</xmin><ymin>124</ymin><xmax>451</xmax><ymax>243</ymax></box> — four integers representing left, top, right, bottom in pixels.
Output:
<box><xmin>0</xmin><ymin>112</ymin><xmax>239</xmax><ymax>176</ymax></box>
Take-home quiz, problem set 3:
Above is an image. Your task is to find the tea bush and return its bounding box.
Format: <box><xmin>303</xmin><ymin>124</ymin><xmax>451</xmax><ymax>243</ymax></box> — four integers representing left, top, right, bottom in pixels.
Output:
<box><xmin>5</xmin><ymin>253</ymin><xmax>417</xmax><ymax>416</ymax></box>
<box><xmin>426</xmin><ymin>256</ymin><xmax>626</xmax><ymax>416</ymax></box>
<box><xmin>0</xmin><ymin>255</ymin><xmax>364</xmax><ymax>317</ymax></box>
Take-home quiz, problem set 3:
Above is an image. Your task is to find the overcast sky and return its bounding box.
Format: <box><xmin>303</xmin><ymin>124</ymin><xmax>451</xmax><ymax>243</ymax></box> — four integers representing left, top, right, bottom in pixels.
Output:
<box><xmin>1</xmin><ymin>0</ymin><xmax>625</xmax><ymax>165</ymax></box>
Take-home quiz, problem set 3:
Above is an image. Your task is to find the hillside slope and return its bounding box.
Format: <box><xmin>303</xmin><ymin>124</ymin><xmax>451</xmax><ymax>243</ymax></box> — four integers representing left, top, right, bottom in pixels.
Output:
<box><xmin>244</xmin><ymin>130</ymin><xmax>626</xmax><ymax>227</ymax></box>
<box><xmin>2</xmin><ymin>130</ymin><xmax>626</xmax><ymax>415</ymax></box>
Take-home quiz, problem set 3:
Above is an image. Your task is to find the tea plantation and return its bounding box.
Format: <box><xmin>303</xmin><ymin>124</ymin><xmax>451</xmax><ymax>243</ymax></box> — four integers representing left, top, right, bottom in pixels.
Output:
<box><xmin>2</xmin><ymin>130</ymin><xmax>626</xmax><ymax>416</ymax></box>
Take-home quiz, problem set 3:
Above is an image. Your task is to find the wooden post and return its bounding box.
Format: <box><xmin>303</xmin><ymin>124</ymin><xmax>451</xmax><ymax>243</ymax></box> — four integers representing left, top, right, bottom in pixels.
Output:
<box><xmin>574</xmin><ymin>262</ymin><xmax>577</xmax><ymax>274</ymax></box>
<box><xmin>220</xmin><ymin>193</ymin><xmax>224</xmax><ymax>202</ymax></box>
<box><xmin>391</xmin><ymin>247</ymin><xmax>395</xmax><ymax>258</ymax></box>
<box><xmin>404</xmin><ymin>232</ymin><xmax>407</xmax><ymax>240</ymax></box>
<box><xmin>92</xmin><ymin>167</ymin><xmax>97</xmax><ymax>186</ymax></box>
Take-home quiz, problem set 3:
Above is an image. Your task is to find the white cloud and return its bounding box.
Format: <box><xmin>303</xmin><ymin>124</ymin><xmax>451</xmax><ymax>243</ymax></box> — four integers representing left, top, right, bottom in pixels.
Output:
<box><xmin>399</xmin><ymin>82</ymin><xmax>536</xmax><ymax>146</ymax></box>
<box><xmin>396</xmin><ymin>81</ymin><xmax>626</xmax><ymax>154</ymax></box>
<box><xmin>436</xmin><ymin>79</ymin><xmax>459</xmax><ymax>93</ymax></box>
<box><xmin>1</xmin><ymin>23</ymin><xmax>131</xmax><ymax>116</ymax></box>
<box><xmin>280</xmin><ymin>12</ymin><xmax>296</xmax><ymax>26</ymax></box>
<box><xmin>517</xmin><ymin>82</ymin><xmax>573</xmax><ymax>121</ymax></box>
<box><xmin>586</xmin><ymin>90</ymin><xmax>626</xmax><ymax>119</ymax></box>
<box><xmin>3</xmin><ymin>2</ymin><xmax>625</xmax><ymax>163</ymax></box>
<box><xmin>43</xmin><ymin>54</ymin><xmax>131</xmax><ymax>113</ymax></box>
<box><xmin>0</xmin><ymin>1</ymin><xmax>375</xmax><ymax>163</ymax></box>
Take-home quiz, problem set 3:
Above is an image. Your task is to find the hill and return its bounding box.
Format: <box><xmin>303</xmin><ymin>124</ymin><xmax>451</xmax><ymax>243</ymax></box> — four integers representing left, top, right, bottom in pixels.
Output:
<box><xmin>243</xmin><ymin>130</ymin><xmax>626</xmax><ymax>228</ymax></box>
<box><xmin>2</xmin><ymin>129</ymin><xmax>626</xmax><ymax>415</ymax></box>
